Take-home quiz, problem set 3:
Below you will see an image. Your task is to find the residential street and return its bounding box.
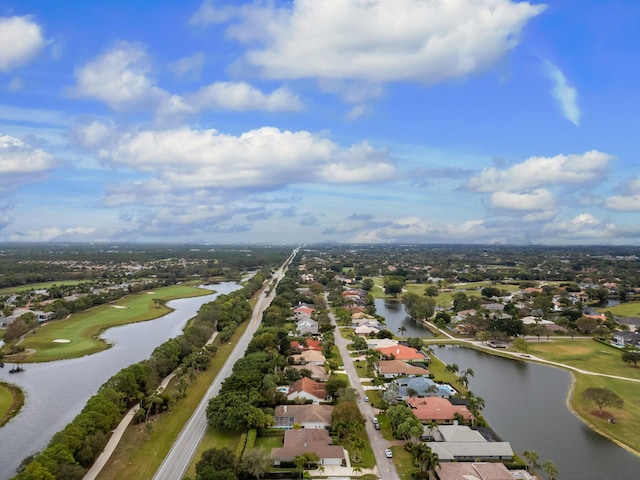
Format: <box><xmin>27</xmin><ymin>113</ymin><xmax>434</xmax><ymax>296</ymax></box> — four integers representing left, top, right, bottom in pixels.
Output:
<box><xmin>328</xmin><ymin>298</ymin><xmax>401</xmax><ymax>480</ymax></box>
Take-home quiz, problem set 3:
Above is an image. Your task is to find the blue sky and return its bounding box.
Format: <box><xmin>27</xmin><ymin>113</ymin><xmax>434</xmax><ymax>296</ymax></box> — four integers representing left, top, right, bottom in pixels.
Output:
<box><xmin>1</xmin><ymin>0</ymin><xmax>640</xmax><ymax>244</ymax></box>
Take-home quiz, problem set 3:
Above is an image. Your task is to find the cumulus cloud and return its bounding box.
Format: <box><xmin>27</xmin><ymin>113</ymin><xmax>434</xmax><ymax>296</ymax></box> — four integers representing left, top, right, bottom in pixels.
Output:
<box><xmin>0</xmin><ymin>135</ymin><xmax>56</xmax><ymax>190</ymax></box>
<box><xmin>605</xmin><ymin>177</ymin><xmax>640</xmax><ymax>211</ymax></box>
<box><xmin>466</xmin><ymin>150</ymin><xmax>614</xmax><ymax>193</ymax></box>
<box><xmin>8</xmin><ymin>226</ymin><xmax>96</xmax><ymax>242</ymax></box>
<box><xmin>0</xmin><ymin>16</ymin><xmax>46</xmax><ymax>72</ymax></box>
<box><xmin>490</xmin><ymin>188</ymin><xmax>555</xmax><ymax>211</ymax></box>
<box><xmin>542</xmin><ymin>213</ymin><xmax>616</xmax><ymax>239</ymax></box>
<box><xmin>185</xmin><ymin>82</ymin><xmax>303</xmax><ymax>112</ymax></box>
<box><xmin>170</xmin><ymin>52</ymin><xmax>205</xmax><ymax>79</ymax></box>
<box><xmin>103</xmin><ymin>126</ymin><xmax>397</xmax><ymax>192</ymax></box>
<box><xmin>199</xmin><ymin>0</ymin><xmax>545</xmax><ymax>84</ymax></box>
<box><xmin>71</xmin><ymin>41</ymin><xmax>169</xmax><ymax>111</ymax></box>
<box><xmin>71</xmin><ymin>42</ymin><xmax>302</xmax><ymax>114</ymax></box>
<box><xmin>543</xmin><ymin>59</ymin><xmax>580</xmax><ymax>126</ymax></box>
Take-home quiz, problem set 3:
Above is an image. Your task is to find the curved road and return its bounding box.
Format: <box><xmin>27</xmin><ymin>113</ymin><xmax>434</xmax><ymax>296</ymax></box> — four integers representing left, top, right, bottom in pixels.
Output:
<box><xmin>152</xmin><ymin>249</ymin><xmax>297</xmax><ymax>480</ymax></box>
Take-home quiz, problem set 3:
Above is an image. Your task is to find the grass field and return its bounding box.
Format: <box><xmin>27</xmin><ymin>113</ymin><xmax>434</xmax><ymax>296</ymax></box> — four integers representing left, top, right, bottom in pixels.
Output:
<box><xmin>523</xmin><ymin>338</ymin><xmax>640</xmax><ymax>381</ymax></box>
<box><xmin>14</xmin><ymin>285</ymin><xmax>211</xmax><ymax>363</ymax></box>
<box><xmin>597</xmin><ymin>302</ymin><xmax>640</xmax><ymax>317</ymax></box>
<box><xmin>97</xmin><ymin>321</ymin><xmax>249</xmax><ymax>480</ymax></box>
<box><xmin>0</xmin><ymin>382</ymin><xmax>24</xmax><ymax>428</ymax></box>
<box><xmin>0</xmin><ymin>280</ymin><xmax>86</xmax><ymax>294</ymax></box>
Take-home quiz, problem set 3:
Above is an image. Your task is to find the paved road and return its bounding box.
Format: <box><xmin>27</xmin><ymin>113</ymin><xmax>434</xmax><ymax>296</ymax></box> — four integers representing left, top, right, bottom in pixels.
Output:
<box><xmin>152</xmin><ymin>250</ymin><xmax>297</xmax><ymax>480</ymax></box>
<box><xmin>327</xmin><ymin>298</ymin><xmax>399</xmax><ymax>480</ymax></box>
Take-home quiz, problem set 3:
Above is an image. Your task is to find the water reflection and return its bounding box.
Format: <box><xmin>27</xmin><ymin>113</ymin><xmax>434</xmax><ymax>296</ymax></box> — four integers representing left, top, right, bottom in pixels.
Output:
<box><xmin>0</xmin><ymin>282</ymin><xmax>240</xmax><ymax>480</ymax></box>
<box><xmin>374</xmin><ymin>298</ymin><xmax>434</xmax><ymax>338</ymax></box>
<box><xmin>434</xmin><ymin>346</ymin><xmax>640</xmax><ymax>480</ymax></box>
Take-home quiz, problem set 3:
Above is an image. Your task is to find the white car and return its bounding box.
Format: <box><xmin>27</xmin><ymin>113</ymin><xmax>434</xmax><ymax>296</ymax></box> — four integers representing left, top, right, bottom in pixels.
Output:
<box><xmin>385</xmin><ymin>449</ymin><xmax>393</xmax><ymax>458</ymax></box>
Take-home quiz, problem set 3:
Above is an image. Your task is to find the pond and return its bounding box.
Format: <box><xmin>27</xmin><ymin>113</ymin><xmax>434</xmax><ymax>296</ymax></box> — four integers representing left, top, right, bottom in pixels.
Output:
<box><xmin>0</xmin><ymin>282</ymin><xmax>240</xmax><ymax>480</ymax></box>
<box><xmin>434</xmin><ymin>346</ymin><xmax>640</xmax><ymax>479</ymax></box>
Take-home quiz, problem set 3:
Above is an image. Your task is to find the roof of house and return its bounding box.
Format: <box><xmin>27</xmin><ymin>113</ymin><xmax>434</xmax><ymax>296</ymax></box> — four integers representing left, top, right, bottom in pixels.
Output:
<box><xmin>288</xmin><ymin>377</ymin><xmax>328</xmax><ymax>400</ymax></box>
<box><xmin>294</xmin><ymin>306</ymin><xmax>315</xmax><ymax>315</ymax></box>
<box><xmin>271</xmin><ymin>429</ymin><xmax>344</xmax><ymax>461</ymax></box>
<box><xmin>435</xmin><ymin>462</ymin><xmax>513</xmax><ymax>480</ymax></box>
<box><xmin>274</xmin><ymin>404</ymin><xmax>334</xmax><ymax>427</ymax></box>
<box><xmin>290</xmin><ymin>364</ymin><xmax>329</xmax><ymax>381</ymax></box>
<box><xmin>406</xmin><ymin>397</ymin><xmax>475</xmax><ymax>422</ymax></box>
<box><xmin>378</xmin><ymin>360</ymin><xmax>430</xmax><ymax>376</ymax></box>
<box><xmin>290</xmin><ymin>338</ymin><xmax>323</xmax><ymax>351</ymax></box>
<box><xmin>291</xmin><ymin>350</ymin><xmax>326</xmax><ymax>364</ymax></box>
<box><xmin>376</xmin><ymin>345</ymin><xmax>427</xmax><ymax>361</ymax></box>
<box><xmin>426</xmin><ymin>442</ymin><xmax>513</xmax><ymax>461</ymax></box>
<box><xmin>437</xmin><ymin>425</ymin><xmax>486</xmax><ymax>442</ymax></box>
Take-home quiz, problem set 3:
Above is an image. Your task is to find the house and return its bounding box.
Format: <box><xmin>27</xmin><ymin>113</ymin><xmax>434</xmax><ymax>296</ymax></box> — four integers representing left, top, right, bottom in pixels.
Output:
<box><xmin>271</xmin><ymin>429</ymin><xmax>346</xmax><ymax>466</ymax></box>
<box><xmin>290</xmin><ymin>364</ymin><xmax>330</xmax><ymax>382</ymax></box>
<box><xmin>290</xmin><ymin>338</ymin><xmax>323</xmax><ymax>352</ymax></box>
<box><xmin>296</xmin><ymin>317</ymin><xmax>319</xmax><ymax>335</ymax></box>
<box><xmin>377</xmin><ymin>360</ymin><xmax>430</xmax><ymax>379</ymax></box>
<box><xmin>294</xmin><ymin>304</ymin><xmax>315</xmax><ymax>316</ymax></box>
<box><xmin>426</xmin><ymin>441</ymin><xmax>513</xmax><ymax>462</ymax></box>
<box><xmin>392</xmin><ymin>376</ymin><xmax>454</xmax><ymax>399</ymax></box>
<box><xmin>613</xmin><ymin>330</ymin><xmax>640</xmax><ymax>348</ymax></box>
<box><xmin>366</xmin><ymin>338</ymin><xmax>398</xmax><ymax>349</ymax></box>
<box><xmin>354</xmin><ymin>324</ymin><xmax>380</xmax><ymax>336</ymax></box>
<box><xmin>287</xmin><ymin>377</ymin><xmax>329</xmax><ymax>404</ymax></box>
<box><xmin>406</xmin><ymin>397</ymin><xmax>475</xmax><ymax>425</ymax></box>
<box><xmin>273</xmin><ymin>404</ymin><xmax>334</xmax><ymax>429</ymax></box>
<box><xmin>291</xmin><ymin>349</ymin><xmax>326</xmax><ymax>366</ymax></box>
<box><xmin>435</xmin><ymin>462</ymin><xmax>514</xmax><ymax>480</ymax></box>
<box><xmin>377</xmin><ymin>344</ymin><xmax>428</xmax><ymax>362</ymax></box>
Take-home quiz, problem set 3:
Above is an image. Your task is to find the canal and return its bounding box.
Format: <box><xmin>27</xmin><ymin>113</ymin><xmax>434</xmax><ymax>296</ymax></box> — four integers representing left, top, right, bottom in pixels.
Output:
<box><xmin>0</xmin><ymin>282</ymin><xmax>240</xmax><ymax>480</ymax></box>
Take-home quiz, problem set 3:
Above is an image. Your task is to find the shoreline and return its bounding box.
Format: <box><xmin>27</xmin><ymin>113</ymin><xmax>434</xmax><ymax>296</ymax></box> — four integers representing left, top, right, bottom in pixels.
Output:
<box><xmin>0</xmin><ymin>382</ymin><xmax>24</xmax><ymax>429</ymax></box>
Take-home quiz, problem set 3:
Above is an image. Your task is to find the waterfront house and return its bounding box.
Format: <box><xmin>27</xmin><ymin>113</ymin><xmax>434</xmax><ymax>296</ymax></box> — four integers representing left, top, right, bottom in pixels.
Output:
<box><xmin>407</xmin><ymin>397</ymin><xmax>475</xmax><ymax>425</ymax></box>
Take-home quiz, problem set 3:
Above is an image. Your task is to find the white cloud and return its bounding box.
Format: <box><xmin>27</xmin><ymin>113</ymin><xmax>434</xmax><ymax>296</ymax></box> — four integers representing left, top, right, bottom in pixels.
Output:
<box><xmin>490</xmin><ymin>188</ymin><xmax>555</xmax><ymax>211</ymax></box>
<box><xmin>542</xmin><ymin>213</ymin><xmax>616</xmax><ymax>239</ymax></box>
<box><xmin>102</xmin><ymin>126</ymin><xmax>397</xmax><ymax>195</ymax></box>
<box><xmin>0</xmin><ymin>134</ymin><xmax>55</xmax><ymax>182</ymax></box>
<box><xmin>543</xmin><ymin>59</ymin><xmax>580</xmax><ymax>126</ymax></box>
<box><xmin>70</xmin><ymin>120</ymin><xmax>116</xmax><ymax>149</ymax></box>
<box><xmin>345</xmin><ymin>104</ymin><xmax>371</xmax><ymax>121</ymax></box>
<box><xmin>467</xmin><ymin>150</ymin><xmax>614</xmax><ymax>193</ymax></box>
<box><xmin>605</xmin><ymin>177</ymin><xmax>640</xmax><ymax>211</ymax></box>
<box><xmin>0</xmin><ymin>16</ymin><xmax>46</xmax><ymax>72</ymax></box>
<box><xmin>8</xmin><ymin>226</ymin><xmax>96</xmax><ymax>242</ymax></box>
<box><xmin>170</xmin><ymin>52</ymin><xmax>205</xmax><ymax>79</ymax></box>
<box><xmin>71</xmin><ymin>41</ymin><xmax>169</xmax><ymax>111</ymax></box>
<box><xmin>186</xmin><ymin>82</ymin><xmax>303</xmax><ymax>112</ymax></box>
<box><xmin>210</xmin><ymin>0</ymin><xmax>545</xmax><ymax>83</ymax></box>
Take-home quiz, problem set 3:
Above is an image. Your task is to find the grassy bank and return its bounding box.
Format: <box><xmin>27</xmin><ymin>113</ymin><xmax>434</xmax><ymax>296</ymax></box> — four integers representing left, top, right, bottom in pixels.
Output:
<box><xmin>597</xmin><ymin>301</ymin><xmax>640</xmax><ymax>317</ymax></box>
<box><xmin>0</xmin><ymin>382</ymin><xmax>24</xmax><ymax>428</ymax></box>
<box><xmin>14</xmin><ymin>285</ymin><xmax>211</xmax><ymax>363</ymax></box>
<box><xmin>97</xmin><ymin>320</ymin><xmax>249</xmax><ymax>480</ymax></box>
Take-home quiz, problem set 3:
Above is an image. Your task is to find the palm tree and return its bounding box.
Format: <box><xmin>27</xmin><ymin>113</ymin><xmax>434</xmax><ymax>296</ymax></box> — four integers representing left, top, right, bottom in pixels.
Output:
<box><xmin>411</xmin><ymin>443</ymin><xmax>440</xmax><ymax>480</ymax></box>
<box><xmin>397</xmin><ymin>325</ymin><xmax>407</xmax><ymax>337</ymax></box>
<box><xmin>445</xmin><ymin>363</ymin><xmax>459</xmax><ymax>375</ymax></box>
<box><xmin>522</xmin><ymin>450</ymin><xmax>540</xmax><ymax>475</ymax></box>
<box><xmin>542</xmin><ymin>460</ymin><xmax>558</xmax><ymax>480</ymax></box>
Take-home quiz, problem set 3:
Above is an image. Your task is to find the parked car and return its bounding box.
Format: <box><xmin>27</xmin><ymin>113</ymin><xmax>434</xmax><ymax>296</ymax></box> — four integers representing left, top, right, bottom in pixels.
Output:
<box><xmin>385</xmin><ymin>449</ymin><xmax>393</xmax><ymax>458</ymax></box>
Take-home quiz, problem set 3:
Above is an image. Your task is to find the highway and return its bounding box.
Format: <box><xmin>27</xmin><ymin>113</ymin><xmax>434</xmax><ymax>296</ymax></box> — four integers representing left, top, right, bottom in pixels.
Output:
<box><xmin>152</xmin><ymin>249</ymin><xmax>297</xmax><ymax>480</ymax></box>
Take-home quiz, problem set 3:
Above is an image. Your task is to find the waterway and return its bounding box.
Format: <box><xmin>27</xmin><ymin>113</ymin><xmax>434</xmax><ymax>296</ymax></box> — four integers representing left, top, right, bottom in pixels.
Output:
<box><xmin>0</xmin><ymin>282</ymin><xmax>240</xmax><ymax>480</ymax></box>
<box><xmin>434</xmin><ymin>346</ymin><xmax>640</xmax><ymax>479</ymax></box>
<box><xmin>374</xmin><ymin>298</ymin><xmax>434</xmax><ymax>338</ymax></box>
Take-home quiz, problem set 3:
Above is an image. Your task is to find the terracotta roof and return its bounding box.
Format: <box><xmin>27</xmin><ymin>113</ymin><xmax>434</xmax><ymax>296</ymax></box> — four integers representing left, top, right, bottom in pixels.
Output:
<box><xmin>376</xmin><ymin>345</ymin><xmax>427</xmax><ymax>361</ymax></box>
<box><xmin>406</xmin><ymin>397</ymin><xmax>475</xmax><ymax>423</ymax></box>
<box><xmin>289</xmin><ymin>377</ymin><xmax>327</xmax><ymax>399</ymax></box>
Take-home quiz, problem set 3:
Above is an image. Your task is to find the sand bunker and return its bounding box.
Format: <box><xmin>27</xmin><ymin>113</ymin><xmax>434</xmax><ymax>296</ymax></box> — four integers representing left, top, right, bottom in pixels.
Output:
<box><xmin>52</xmin><ymin>339</ymin><xmax>71</xmax><ymax>343</ymax></box>
<box><xmin>112</xmin><ymin>305</ymin><xmax>127</xmax><ymax>309</ymax></box>
<box><xmin>146</xmin><ymin>292</ymin><xmax>155</xmax><ymax>294</ymax></box>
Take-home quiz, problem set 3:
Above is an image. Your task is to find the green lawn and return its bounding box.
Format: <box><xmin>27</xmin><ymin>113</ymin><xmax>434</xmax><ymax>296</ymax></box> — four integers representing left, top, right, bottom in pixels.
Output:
<box><xmin>0</xmin><ymin>280</ymin><xmax>86</xmax><ymax>294</ymax></box>
<box><xmin>14</xmin><ymin>285</ymin><xmax>210</xmax><ymax>362</ymax></box>
<box><xmin>0</xmin><ymin>382</ymin><xmax>24</xmax><ymax>428</ymax></box>
<box><xmin>523</xmin><ymin>338</ymin><xmax>640</xmax><ymax>380</ymax></box>
<box><xmin>597</xmin><ymin>302</ymin><xmax>640</xmax><ymax>317</ymax></box>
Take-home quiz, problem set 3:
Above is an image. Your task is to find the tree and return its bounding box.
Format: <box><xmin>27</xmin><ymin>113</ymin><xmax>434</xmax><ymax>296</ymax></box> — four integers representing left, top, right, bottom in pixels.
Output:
<box><xmin>325</xmin><ymin>375</ymin><xmax>349</xmax><ymax>399</ymax></box>
<box><xmin>513</xmin><ymin>338</ymin><xmax>529</xmax><ymax>355</ymax></box>
<box><xmin>424</xmin><ymin>285</ymin><xmax>439</xmax><ymax>297</ymax></box>
<box><xmin>361</xmin><ymin>278</ymin><xmax>374</xmax><ymax>291</ymax></box>
<box><xmin>410</xmin><ymin>443</ymin><xmax>440</xmax><ymax>479</ymax></box>
<box><xmin>575</xmin><ymin>316</ymin><xmax>599</xmax><ymax>334</ymax></box>
<box><xmin>582</xmin><ymin>387</ymin><xmax>624</xmax><ymax>414</ymax></box>
<box><xmin>444</xmin><ymin>363</ymin><xmax>459</xmax><ymax>375</ymax></box>
<box><xmin>522</xmin><ymin>450</ymin><xmax>540</xmax><ymax>475</ymax></box>
<box><xmin>397</xmin><ymin>325</ymin><xmax>407</xmax><ymax>337</ymax></box>
<box><xmin>622</xmin><ymin>350</ymin><xmax>640</xmax><ymax>367</ymax></box>
<box><xmin>542</xmin><ymin>460</ymin><xmax>558</xmax><ymax>480</ymax></box>
<box><xmin>240</xmin><ymin>448</ymin><xmax>271</xmax><ymax>480</ymax></box>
